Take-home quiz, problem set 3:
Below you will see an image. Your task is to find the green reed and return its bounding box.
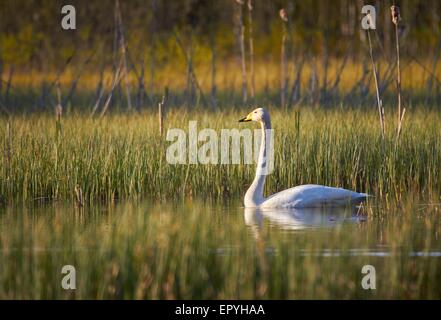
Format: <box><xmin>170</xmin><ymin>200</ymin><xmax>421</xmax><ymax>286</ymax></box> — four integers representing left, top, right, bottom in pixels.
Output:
<box><xmin>0</xmin><ymin>107</ymin><xmax>440</xmax><ymax>205</ymax></box>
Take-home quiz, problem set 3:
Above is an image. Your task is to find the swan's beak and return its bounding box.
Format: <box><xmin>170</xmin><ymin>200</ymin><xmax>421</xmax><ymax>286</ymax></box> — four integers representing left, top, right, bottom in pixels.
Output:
<box><xmin>238</xmin><ymin>113</ymin><xmax>252</xmax><ymax>122</ymax></box>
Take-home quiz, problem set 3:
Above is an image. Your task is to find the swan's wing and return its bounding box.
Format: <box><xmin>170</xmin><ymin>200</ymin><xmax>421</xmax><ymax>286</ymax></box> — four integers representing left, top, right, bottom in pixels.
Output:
<box><xmin>261</xmin><ymin>184</ymin><xmax>367</xmax><ymax>208</ymax></box>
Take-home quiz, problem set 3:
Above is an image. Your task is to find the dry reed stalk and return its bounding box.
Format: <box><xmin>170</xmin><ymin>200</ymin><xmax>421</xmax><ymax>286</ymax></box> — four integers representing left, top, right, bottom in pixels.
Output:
<box><xmin>158</xmin><ymin>87</ymin><xmax>168</xmax><ymax>136</ymax></box>
<box><xmin>4</xmin><ymin>122</ymin><xmax>11</xmax><ymax>170</ymax></box>
<box><xmin>185</xmin><ymin>34</ymin><xmax>195</xmax><ymax>107</ymax></box>
<box><xmin>288</xmin><ymin>57</ymin><xmax>304</xmax><ymax>108</ymax></box>
<box><xmin>3</xmin><ymin>121</ymin><xmax>12</xmax><ymax>197</ymax></box>
<box><xmin>173</xmin><ymin>31</ymin><xmax>208</xmax><ymax>107</ymax></box>
<box><xmin>280</xmin><ymin>8</ymin><xmax>288</xmax><ymax>108</ymax></box>
<box><xmin>309</xmin><ymin>59</ymin><xmax>319</xmax><ymax>106</ymax></box>
<box><xmin>235</xmin><ymin>0</ymin><xmax>247</xmax><ymax>103</ymax></box>
<box><xmin>91</xmin><ymin>66</ymin><xmax>106</xmax><ymax>116</ymax></box>
<box><xmin>95</xmin><ymin>65</ymin><xmax>105</xmax><ymax>101</ymax></box>
<box><xmin>47</xmin><ymin>55</ymin><xmax>73</xmax><ymax>105</ymax></box>
<box><xmin>247</xmin><ymin>0</ymin><xmax>255</xmax><ymax>101</ymax></box>
<box><xmin>367</xmin><ymin>27</ymin><xmax>385</xmax><ymax>139</ymax></box>
<box><xmin>61</xmin><ymin>53</ymin><xmax>93</xmax><ymax>108</ymax></box>
<box><xmin>55</xmin><ymin>80</ymin><xmax>62</xmax><ymax>114</ymax></box>
<box><xmin>149</xmin><ymin>0</ymin><xmax>158</xmax><ymax>97</ymax></box>
<box><xmin>330</xmin><ymin>47</ymin><xmax>350</xmax><ymax>94</ymax></box>
<box><xmin>99</xmin><ymin>59</ymin><xmax>124</xmax><ymax>118</ymax></box>
<box><xmin>125</xmin><ymin>52</ymin><xmax>152</xmax><ymax>108</ymax></box>
<box><xmin>391</xmin><ymin>5</ymin><xmax>405</xmax><ymax>143</ymax></box>
<box><xmin>210</xmin><ymin>31</ymin><xmax>217</xmax><ymax>109</ymax></box>
<box><xmin>55</xmin><ymin>80</ymin><xmax>62</xmax><ymax>137</ymax></box>
<box><xmin>5</xmin><ymin>66</ymin><xmax>13</xmax><ymax>101</ymax></box>
<box><xmin>74</xmin><ymin>184</ymin><xmax>84</xmax><ymax>207</ymax></box>
<box><xmin>91</xmin><ymin>89</ymin><xmax>105</xmax><ymax>117</ymax></box>
<box><xmin>137</xmin><ymin>62</ymin><xmax>145</xmax><ymax>110</ymax></box>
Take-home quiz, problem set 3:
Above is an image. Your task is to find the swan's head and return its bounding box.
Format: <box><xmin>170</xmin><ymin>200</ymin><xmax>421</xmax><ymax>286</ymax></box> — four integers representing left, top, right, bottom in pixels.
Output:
<box><xmin>238</xmin><ymin>107</ymin><xmax>269</xmax><ymax>123</ymax></box>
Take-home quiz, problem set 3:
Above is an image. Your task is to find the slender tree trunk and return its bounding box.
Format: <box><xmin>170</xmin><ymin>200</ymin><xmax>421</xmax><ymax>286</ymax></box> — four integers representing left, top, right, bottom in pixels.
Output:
<box><xmin>100</xmin><ymin>59</ymin><xmax>123</xmax><ymax>118</ymax></box>
<box><xmin>235</xmin><ymin>1</ymin><xmax>247</xmax><ymax>103</ymax></box>
<box><xmin>395</xmin><ymin>24</ymin><xmax>402</xmax><ymax>131</ymax></box>
<box><xmin>5</xmin><ymin>66</ymin><xmax>13</xmax><ymax>107</ymax></box>
<box><xmin>425</xmin><ymin>36</ymin><xmax>441</xmax><ymax>104</ymax></box>
<box><xmin>174</xmin><ymin>31</ymin><xmax>208</xmax><ymax>108</ymax></box>
<box><xmin>279</xmin><ymin>8</ymin><xmax>289</xmax><ymax>109</ymax></box>
<box><xmin>247</xmin><ymin>0</ymin><xmax>255</xmax><ymax>101</ymax></box>
<box><xmin>55</xmin><ymin>80</ymin><xmax>62</xmax><ymax>138</ymax></box>
<box><xmin>391</xmin><ymin>5</ymin><xmax>405</xmax><ymax>143</ymax></box>
<box><xmin>321</xmin><ymin>39</ymin><xmax>329</xmax><ymax>105</ymax></box>
<box><xmin>149</xmin><ymin>0</ymin><xmax>158</xmax><ymax>101</ymax></box>
<box><xmin>0</xmin><ymin>57</ymin><xmax>3</xmax><ymax>97</ymax></box>
<box><xmin>210</xmin><ymin>31</ymin><xmax>217</xmax><ymax>110</ymax></box>
<box><xmin>115</xmin><ymin>0</ymin><xmax>132</xmax><ymax>111</ymax></box>
<box><xmin>309</xmin><ymin>59</ymin><xmax>318</xmax><ymax>106</ymax></box>
<box><xmin>91</xmin><ymin>71</ymin><xmax>105</xmax><ymax>117</ymax></box>
<box><xmin>158</xmin><ymin>87</ymin><xmax>168</xmax><ymax>136</ymax></box>
<box><xmin>367</xmin><ymin>30</ymin><xmax>385</xmax><ymax>139</ymax></box>
<box><xmin>383</xmin><ymin>2</ymin><xmax>391</xmax><ymax>58</ymax></box>
<box><xmin>281</xmin><ymin>26</ymin><xmax>287</xmax><ymax>108</ymax></box>
<box><xmin>288</xmin><ymin>58</ymin><xmax>304</xmax><ymax>108</ymax></box>
<box><xmin>149</xmin><ymin>43</ymin><xmax>156</xmax><ymax>102</ymax></box>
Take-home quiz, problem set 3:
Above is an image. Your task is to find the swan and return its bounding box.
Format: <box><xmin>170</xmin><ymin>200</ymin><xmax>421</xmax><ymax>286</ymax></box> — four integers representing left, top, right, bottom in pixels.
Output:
<box><xmin>238</xmin><ymin>107</ymin><xmax>368</xmax><ymax>208</ymax></box>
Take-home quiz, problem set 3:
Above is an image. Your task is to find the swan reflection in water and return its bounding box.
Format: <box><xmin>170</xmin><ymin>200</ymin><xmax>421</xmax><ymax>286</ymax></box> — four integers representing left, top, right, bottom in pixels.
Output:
<box><xmin>244</xmin><ymin>206</ymin><xmax>366</xmax><ymax>232</ymax></box>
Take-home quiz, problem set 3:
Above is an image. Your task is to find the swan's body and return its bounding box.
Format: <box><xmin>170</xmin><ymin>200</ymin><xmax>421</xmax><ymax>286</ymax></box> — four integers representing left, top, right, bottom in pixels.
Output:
<box><xmin>256</xmin><ymin>184</ymin><xmax>367</xmax><ymax>208</ymax></box>
<box><xmin>239</xmin><ymin>108</ymin><xmax>368</xmax><ymax>208</ymax></box>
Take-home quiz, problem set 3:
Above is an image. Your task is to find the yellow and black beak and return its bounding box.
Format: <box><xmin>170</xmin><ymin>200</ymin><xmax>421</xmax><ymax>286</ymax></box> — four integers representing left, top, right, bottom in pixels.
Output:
<box><xmin>238</xmin><ymin>113</ymin><xmax>252</xmax><ymax>122</ymax></box>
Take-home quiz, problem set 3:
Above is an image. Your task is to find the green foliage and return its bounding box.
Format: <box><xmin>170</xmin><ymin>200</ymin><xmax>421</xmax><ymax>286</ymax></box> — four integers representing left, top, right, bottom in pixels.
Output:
<box><xmin>1</xmin><ymin>0</ymin><xmax>440</xmax><ymax>67</ymax></box>
<box><xmin>0</xmin><ymin>25</ymin><xmax>42</xmax><ymax>65</ymax></box>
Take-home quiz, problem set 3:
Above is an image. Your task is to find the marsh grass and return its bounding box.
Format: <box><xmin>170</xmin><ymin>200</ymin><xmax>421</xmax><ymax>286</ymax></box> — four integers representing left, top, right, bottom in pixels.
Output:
<box><xmin>1</xmin><ymin>107</ymin><xmax>440</xmax><ymax>205</ymax></box>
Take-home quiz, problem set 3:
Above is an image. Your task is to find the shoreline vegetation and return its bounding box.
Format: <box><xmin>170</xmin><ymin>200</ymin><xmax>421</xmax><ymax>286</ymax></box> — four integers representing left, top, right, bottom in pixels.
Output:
<box><xmin>1</xmin><ymin>108</ymin><xmax>440</xmax><ymax>205</ymax></box>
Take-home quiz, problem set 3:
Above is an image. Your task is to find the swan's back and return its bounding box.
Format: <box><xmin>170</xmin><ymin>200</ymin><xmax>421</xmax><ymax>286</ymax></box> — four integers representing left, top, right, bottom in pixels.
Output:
<box><xmin>260</xmin><ymin>184</ymin><xmax>367</xmax><ymax>208</ymax></box>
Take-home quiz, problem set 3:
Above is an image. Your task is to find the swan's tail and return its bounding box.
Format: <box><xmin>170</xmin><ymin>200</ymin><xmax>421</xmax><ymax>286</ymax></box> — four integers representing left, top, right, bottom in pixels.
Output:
<box><xmin>352</xmin><ymin>192</ymin><xmax>370</xmax><ymax>204</ymax></box>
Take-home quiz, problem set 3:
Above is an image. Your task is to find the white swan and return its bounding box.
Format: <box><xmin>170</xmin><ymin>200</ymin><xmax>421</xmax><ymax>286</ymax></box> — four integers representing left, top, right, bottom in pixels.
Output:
<box><xmin>238</xmin><ymin>108</ymin><xmax>368</xmax><ymax>208</ymax></box>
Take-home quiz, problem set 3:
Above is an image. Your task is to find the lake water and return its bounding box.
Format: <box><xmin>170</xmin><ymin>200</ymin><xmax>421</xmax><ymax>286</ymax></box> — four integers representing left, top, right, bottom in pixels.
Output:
<box><xmin>0</xmin><ymin>197</ymin><xmax>440</xmax><ymax>299</ymax></box>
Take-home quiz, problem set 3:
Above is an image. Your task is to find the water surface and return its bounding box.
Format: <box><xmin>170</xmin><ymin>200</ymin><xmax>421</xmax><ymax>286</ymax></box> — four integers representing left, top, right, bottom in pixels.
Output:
<box><xmin>0</xmin><ymin>197</ymin><xmax>439</xmax><ymax>299</ymax></box>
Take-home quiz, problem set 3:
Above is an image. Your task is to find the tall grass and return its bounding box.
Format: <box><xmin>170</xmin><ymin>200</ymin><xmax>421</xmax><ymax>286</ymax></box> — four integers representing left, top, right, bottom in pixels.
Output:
<box><xmin>1</xmin><ymin>107</ymin><xmax>440</xmax><ymax>205</ymax></box>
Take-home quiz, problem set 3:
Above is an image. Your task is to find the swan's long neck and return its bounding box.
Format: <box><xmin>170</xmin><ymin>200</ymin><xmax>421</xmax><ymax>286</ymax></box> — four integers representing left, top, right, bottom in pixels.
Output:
<box><xmin>244</xmin><ymin>115</ymin><xmax>271</xmax><ymax>207</ymax></box>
